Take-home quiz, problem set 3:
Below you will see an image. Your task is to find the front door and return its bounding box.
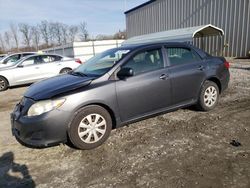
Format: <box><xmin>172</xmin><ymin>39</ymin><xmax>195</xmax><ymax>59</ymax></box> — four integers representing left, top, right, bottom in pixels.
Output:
<box><xmin>115</xmin><ymin>48</ymin><xmax>172</xmax><ymax>122</ymax></box>
<box><xmin>14</xmin><ymin>56</ymin><xmax>42</xmax><ymax>84</ymax></box>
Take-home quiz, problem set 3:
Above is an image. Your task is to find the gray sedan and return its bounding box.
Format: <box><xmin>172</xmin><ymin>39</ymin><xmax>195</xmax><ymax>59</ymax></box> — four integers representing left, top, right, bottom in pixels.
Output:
<box><xmin>11</xmin><ymin>42</ymin><xmax>230</xmax><ymax>150</ymax></box>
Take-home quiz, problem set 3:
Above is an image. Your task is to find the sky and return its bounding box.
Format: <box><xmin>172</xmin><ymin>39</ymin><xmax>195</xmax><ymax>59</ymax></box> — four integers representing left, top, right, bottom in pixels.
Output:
<box><xmin>0</xmin><ymin>0</ymin><xmax>148</xmax><ymax>37</ymax></box>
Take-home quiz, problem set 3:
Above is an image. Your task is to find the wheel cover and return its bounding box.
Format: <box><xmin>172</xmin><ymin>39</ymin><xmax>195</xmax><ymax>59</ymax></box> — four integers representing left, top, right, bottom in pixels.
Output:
<box><xmin>204</xmin><ymin>86</ymin><xmax>217</xmax><ymax>107</ymax></box>
<box><xmin>63</xmin><ymin>69</ymin><xmax>70</xmax><ymax>73</ymax></box>
<box><xmin>78</xmin><ymin>113</ymin><xmax>107</xmax><ymax>144</ymax></box>
<box><xmin>0</xmin><ymin>79</ymin><xmax>5</xmax><ymax>89</ymax></box>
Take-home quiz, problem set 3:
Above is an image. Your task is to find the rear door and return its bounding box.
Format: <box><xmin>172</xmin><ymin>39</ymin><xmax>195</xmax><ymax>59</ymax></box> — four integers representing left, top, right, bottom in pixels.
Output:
<box><xmin>115</xmin><ymin>47</ymin><xmax>172</xmax><ymax>122</ymax></box>
<box><xmin>36</xmin><ymin>55</ymin><xmax>63</xmax><ymax>78</ymax></box>
<box><xmin>165</xmin><ymin>46</ymin><xmax>206</xmax><ymax>105</ymax></box>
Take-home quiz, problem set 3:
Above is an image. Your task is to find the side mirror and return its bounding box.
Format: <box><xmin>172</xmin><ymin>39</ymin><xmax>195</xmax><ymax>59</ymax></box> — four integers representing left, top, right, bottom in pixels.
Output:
<box><xmin>117</xmin><ymin>67</ymin><xmax>134</xmax><ymax>79</ymax></box>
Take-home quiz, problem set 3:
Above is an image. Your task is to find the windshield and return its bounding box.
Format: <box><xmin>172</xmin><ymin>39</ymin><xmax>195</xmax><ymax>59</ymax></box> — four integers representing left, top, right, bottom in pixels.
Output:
<box><xmin>73</xmin><ymin>48</ymin><xmax>130</xmax><ymax>76</ymax></box>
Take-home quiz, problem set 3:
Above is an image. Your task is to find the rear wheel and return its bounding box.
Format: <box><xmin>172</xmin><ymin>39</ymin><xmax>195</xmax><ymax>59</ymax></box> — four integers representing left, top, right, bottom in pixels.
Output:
<box><xmin>196</xmin><ymin>81</ymin><xmax>219</xmax><ymax>111</ymax></box>
<box><xmin>68</xmin><ymin>105</ymin><xmax>112</xmax><ymax>150</ymax></box>
<box><xmin>0</xmin><ymin>76</ymin><xmax>8</xmax><ymax>91</ymax></box>
<box><xmin>60</xmin><ymin>68</ymin><xmax>72</xmax><ymax>74</ymax></box>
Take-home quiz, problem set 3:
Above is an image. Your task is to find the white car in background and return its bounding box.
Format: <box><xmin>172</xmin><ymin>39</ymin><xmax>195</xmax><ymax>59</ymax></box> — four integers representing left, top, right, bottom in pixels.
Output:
<box><xmin>0</xmin><ymin>54</ymin><xmax>81</xmax><ymax>91</ymax></box>
<box><xmin>0</xmin><ymin>52</ymin><xmax>37</xmax><ymax>68</ymax></box>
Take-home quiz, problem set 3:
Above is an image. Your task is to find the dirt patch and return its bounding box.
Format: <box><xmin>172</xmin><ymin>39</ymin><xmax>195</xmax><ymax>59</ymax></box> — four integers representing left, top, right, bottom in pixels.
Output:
<box><xmin>0</xmin><ymin>60</ymin><xmax>250</xmax><ymax>188</ymax></box>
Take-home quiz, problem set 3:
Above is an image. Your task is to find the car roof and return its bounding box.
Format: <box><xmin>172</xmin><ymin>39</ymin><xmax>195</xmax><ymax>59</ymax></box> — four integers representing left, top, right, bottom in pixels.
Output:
<box><xmin>119</xmin><ymin>42</ymin><xmax>207</xmax><ymax>58</ymax></box>
<box><xmin>121</xmin><ymin>41</ymin><xmax>192</xmax><ymax>49</ymax></box>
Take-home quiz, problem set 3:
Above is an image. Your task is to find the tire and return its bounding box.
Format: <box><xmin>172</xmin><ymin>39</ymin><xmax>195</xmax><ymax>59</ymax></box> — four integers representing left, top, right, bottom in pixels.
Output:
<box><xmin>0</xmin><ymin>76</ymin><xmax>8</xmax><ymax>91</ymax></box>
<box><xmin>60</xmin><ymin>68</ymin><xmax>72</xmax><ymax>74</ymax></box>
<box><xmin>196</xmin><ymin>80</ymin><xmax>219</xmax><ymax>111</ymax></box>
<box><xmin>68</xmin><ymin>105</ymin><xmax>112</xmax><ymax>150</ymax></box>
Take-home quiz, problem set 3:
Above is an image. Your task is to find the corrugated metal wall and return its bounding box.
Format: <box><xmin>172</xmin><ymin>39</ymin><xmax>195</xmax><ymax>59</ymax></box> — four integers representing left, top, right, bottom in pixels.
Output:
<box><xmin>126</xmin><ymin>0</ymin><xmax>250</xmax><ymax>57</ymax></box>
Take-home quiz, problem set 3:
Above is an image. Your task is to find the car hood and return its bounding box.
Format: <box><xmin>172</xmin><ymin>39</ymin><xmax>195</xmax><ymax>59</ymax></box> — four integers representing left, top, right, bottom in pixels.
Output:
<box><xmin>24</xmin><ymin>73</ymin><xmax>95</xmax><ymax>100</ymax></box>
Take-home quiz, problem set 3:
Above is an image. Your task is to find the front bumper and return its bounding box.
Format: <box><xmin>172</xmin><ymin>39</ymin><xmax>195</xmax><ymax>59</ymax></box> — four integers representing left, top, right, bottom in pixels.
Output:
<box><xmin>11</xmin><ymin>98</ymin><xmax>72</xmax><ymax>148</ymax></box>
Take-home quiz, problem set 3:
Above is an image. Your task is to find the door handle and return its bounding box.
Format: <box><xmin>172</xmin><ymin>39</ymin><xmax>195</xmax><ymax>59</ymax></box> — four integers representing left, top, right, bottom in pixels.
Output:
<box><xmin>197</xmin><ymin>65</ymin><xmax>205</xmax><ymax>71</ymax></box>
<box><xmin>159</xmin><ymin>74</ymin><xmax>168</xmax><ymax>80</ymax></box>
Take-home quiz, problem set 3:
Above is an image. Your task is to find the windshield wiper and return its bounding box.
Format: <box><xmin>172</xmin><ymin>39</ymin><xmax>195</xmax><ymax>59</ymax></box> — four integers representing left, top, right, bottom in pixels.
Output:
<box><xmin>70</xmin><ymin>71</ymin><xmax>88</xmax><ymax>77</ymax></box>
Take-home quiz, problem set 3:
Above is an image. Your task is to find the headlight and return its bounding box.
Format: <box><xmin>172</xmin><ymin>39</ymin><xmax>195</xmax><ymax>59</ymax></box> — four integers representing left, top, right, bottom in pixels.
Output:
<box><xmin>27</xmin><ymin>98</ymin><xmax>66</xmax><ymax>117</ymax></box>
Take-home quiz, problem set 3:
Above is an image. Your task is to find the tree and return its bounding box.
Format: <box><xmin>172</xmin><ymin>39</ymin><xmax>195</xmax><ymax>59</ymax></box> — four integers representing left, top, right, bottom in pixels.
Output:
<box><xmin>19</xmin><ymin>23</ymin><xmax>32</xmax><ymax>47</ymax></box>
<box><xmin>68</xmin><ymin>25</ymin><xmax>78</xmax><ymax>43</ymax></box>
<box><xmin>4</xmin><ymin>31</ymin><xmax>10</xmax><ymax>50</ymax></box>
<box><xmin>10</xmin><ymin>23</ymin><xmax>19</xmax><ymax>50</ymax></box>
<box><xmin>0</xmin><ymin>33</ymin><xmax>5</xmax><ymax>52</ymax></box>
<box><xmin>79</xmin><ymin>22</ymin><xmax>88</xmax><ymax>41</ymax></box>
<box><xmin>60</xmin><ymin>24</ymin><xmax>68</xmax><ymax>44</ymax></box>
<box><xmin>50</xmin><ymin>22</ymin><xmax>62</xmax><ymax>45</ymax></box>
<box><xmin>31</xmin><ymin>26</ymin><xmax>40</xmax><ymax>51</ymax></box>
<box><xmin>39</xmin><ymin>20</ymin><xmax>50</xmax><ymax>47</ymax></box>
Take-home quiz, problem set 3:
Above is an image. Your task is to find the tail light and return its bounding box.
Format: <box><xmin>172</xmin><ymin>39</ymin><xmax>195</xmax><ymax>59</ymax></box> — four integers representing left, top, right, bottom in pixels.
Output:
<box><xmin>75</xmin><ymin>59</ymin><xmax>82</xmax><ymax>64</ymax></box>
<box><xmin>224</xmin><ymin>60</ymin><xmax>230</xmax><ymax>69</ymax></box>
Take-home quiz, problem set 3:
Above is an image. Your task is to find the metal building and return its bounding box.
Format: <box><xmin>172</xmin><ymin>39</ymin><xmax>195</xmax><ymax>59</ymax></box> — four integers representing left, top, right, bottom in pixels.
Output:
<box><xmin>125</xmin><ymin>0</ymin><xmax>250</xmax><ymax>57</ymax></box>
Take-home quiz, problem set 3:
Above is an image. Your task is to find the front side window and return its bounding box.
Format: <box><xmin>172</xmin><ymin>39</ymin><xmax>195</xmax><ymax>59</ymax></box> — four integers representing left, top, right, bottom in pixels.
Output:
<box><xmin>166</xmin><ymin>47</ymin><xmax>201</xmax><ymax>66</ymax></box>
<box><xmin>73</xmin><ymin>48</ymin><xmax>130</xmax><ymax>76</ymax></box>
<box><xmin>122</xmin><ymin>49</ymin><xmax>164</xmax><ymax>75</ymax></box>
<box><xmin>21</xmin><ymin>57</ymin><xmax>36</xmax><ymax>66</ymax></box>
<box><xmin>21</xmin><ymin>56</ymin><xmax>43</xmax><ymax>66</ymax></box>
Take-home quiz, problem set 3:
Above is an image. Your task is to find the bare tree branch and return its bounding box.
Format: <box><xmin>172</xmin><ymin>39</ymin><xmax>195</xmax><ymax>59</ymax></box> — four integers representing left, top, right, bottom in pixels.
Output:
<box><xmin>4</xmin><ymin>31</ymin><xmax>10</xmax><ymax>50</ymax></box>
<box><xmin>60</xmin><ymin>24</ymin><xmax>68</xmax><ymax>45</ymax></box>
<box><xmin>39</xmin><ymin>20</ymin><xmax>50</xmax><ymax>47</ymax></box>
<box><xmin>31</xmin><ymin>26</ymin><xmax>40</xmax><ymax>51</ymax></box>
<box><xmin>19</xmin><ymin>23</ymin><xmax>32</xmax><ymax>47</ymax></box>
<box><xmin>0</xmin><ymin>33</ymin><xmax>5</xmax><ymax>52</ymax></box>
<box><xmin>10</xmin><ymin>23</ymin><xmax>19</xmax><ymax>50</ymax></box>
<box><xmin>79</xmin><ymin>22</ymin><xmax>88</xmax><ymax>41</ymax></box>
<box><xmin>68</xmin><ymin>25</ymin><xmax>78</xmax><ymax>43</ymax></box>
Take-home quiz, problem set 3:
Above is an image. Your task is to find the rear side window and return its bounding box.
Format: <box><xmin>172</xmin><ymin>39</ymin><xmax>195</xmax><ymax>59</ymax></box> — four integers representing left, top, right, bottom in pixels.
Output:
<box><xmin>122</xmin><ymin>49</ymin><xmax>164</xmax><ymax>75</ymax></box>
<box><xmin>166</xmin><ymin>47</ymin><xmax>201</xmax><ymax>66</ymax></box>
<box><xmin>50</xmin><ymin>55</ymin><xmax>62</xmax><ymax>62</ymax></box>
<box><xmin>41</xmin><ymin>55</ymin><xmax>62</xmax><ymax>63</ymax></box>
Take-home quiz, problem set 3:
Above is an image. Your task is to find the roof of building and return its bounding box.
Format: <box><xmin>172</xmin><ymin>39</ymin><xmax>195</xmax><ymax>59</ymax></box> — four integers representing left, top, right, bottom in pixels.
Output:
<box><xmin>124</xmin><ymin>0</ymin><xmax>156</xmax><ymax>14</ymax></box>
<box><xmin>122</xmin><ymin>24</ymin><xmax>224</xmax><ymax>46</ymax></box>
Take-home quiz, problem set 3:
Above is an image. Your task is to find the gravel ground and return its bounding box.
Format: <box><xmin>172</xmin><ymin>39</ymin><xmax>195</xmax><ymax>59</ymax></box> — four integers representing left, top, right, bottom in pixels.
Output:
<box><xmin>0</xmin><ymin>59</ymin><xmax>249</xmax><ymax>188</ymax></box>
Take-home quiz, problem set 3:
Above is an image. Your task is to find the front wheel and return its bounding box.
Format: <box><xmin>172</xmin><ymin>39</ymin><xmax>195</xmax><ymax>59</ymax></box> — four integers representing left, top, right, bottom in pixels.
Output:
<box><xmin>60</xmin><ymin>68</ymin><xmax>72</xmax><ymax>74</ymax></box>
<box><xmin>0</xmin><ymin>76</ymin><xmax>8</xmax><ymax>91</ymax></box>
<box><xmin>68</xmin><ymin>105</ymin><xmax>112</xmax><ymax>150</ymax></box>
<box><xmin>196</xmin><ymin>81</ymin><xmax>219</xmax><ymax>111</ymax></box>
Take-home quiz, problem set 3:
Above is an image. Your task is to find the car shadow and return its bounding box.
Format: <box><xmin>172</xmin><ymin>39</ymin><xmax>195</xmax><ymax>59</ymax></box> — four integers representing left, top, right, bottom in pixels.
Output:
<box><xmin>231</xmin><ymin>66</ymin><xmax>250</xmax><ymax>71</ymax></box>
<box><xmin>9</xmin><ymin>83</ymin><xmax>32</xmax><ymax>90</ymax></box>
<box><xmin>0</xmin><ymin>152</ymin><xmax>35</xmax><ymax>188</ymax></box>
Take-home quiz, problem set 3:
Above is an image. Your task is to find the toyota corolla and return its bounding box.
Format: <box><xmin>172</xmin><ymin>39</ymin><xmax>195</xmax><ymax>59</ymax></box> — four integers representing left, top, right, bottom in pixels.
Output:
<box><xmin>11</xmin><ymin>42</ymin><xmax>230</xmax><ymax>150</ymax></box>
